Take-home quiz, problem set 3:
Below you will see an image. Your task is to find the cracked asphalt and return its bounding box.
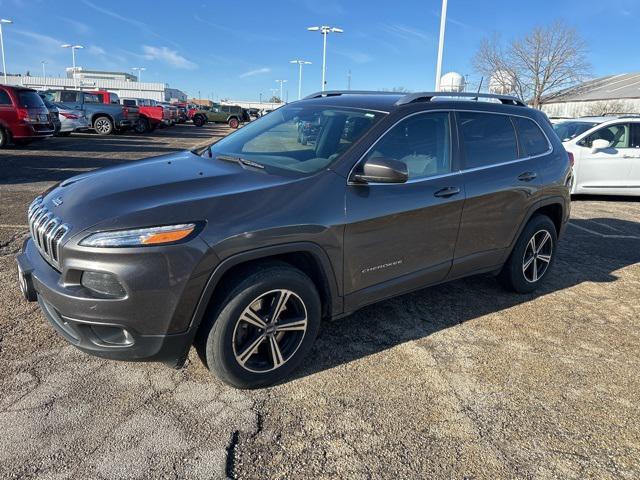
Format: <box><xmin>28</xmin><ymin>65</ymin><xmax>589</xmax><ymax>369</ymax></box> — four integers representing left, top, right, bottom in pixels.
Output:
<box><xmin>1</xmin><ymin>124</ymin><xmax>639</xmax><ymax>479</ymax></box>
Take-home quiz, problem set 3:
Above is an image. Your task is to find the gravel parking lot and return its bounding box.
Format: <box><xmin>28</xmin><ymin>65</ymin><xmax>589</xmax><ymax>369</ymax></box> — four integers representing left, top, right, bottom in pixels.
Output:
<box><xmin>1</xmin><ymin>125</ymin><xmax>639</xmax><ymax>479</ymax></box>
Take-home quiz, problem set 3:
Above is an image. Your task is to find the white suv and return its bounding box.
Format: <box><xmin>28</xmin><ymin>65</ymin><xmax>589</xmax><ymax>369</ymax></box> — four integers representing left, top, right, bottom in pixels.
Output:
<box><xmin>554</xmin><ymin>116</ymin><xmax>640</xmax><ymax>196</ymax></box>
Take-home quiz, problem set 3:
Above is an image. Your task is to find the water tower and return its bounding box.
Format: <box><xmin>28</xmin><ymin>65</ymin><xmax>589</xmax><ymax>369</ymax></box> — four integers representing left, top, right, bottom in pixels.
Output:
<box><xmin>489</xmin><ymin>70</ymin><xmax>515</xmax><ymax>95</ymax></box>
<box><xmin>439</xmin><ymin>72</ymin><xmax>466</xmax><ymax>92</ymax></box>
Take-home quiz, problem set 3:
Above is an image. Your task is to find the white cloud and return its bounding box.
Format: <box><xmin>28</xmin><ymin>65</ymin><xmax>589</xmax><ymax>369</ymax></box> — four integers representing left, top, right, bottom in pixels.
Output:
<box><xmin>57</xmin><ymin>17</ymin><xmax>90</xmax><ymax>35</ymax></box>
<box><xmin>87</xmin><ymin>45</ymin><xmax>106</xmax><ymax>56</ymax></box>
<box><xmin>239</xmin><ymin>67</ymin><xmax>271</xmax><ymax>78</ymax></box>
<box><xmin>335</xmin><ymin>49</ymin><xmax>373</xmax><ymax>64</ymax></box>
<box><xmin>142</xmin><ymin>46</ymin><xmax>197</xmax><ymax>70</ymax></box>
<box><xmin>382</xmin><ymin>23</ymin><xmax>432</xmax><ymax>43</ymax></box>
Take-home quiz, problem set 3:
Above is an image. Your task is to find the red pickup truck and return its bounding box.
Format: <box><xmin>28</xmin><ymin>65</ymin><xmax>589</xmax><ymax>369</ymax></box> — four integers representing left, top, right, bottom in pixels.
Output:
<box><xmin>121</xmin><ymin>98</ymin><xmax>165</xmax><ymax>133</ymax></box>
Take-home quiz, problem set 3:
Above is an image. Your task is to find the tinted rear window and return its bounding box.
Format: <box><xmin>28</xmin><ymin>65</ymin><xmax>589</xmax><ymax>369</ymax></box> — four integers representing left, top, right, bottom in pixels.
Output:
<box><xmin>17</xmin><ymin>91</ymin><xmax>45</xmax><ymax>108</ymax></box>
<box><xmin>60</xmin><ymin>91</ymin><xmax>78</xmax><ymax>102</ymax></box>
<box><xmin>459</xmin><ymin>112</ymin><xmax>517</xmax><ymax>169</ymax></box>
<box><xmin>514</xmin><ymin>117</ymin><xmax>550</xmax><ymax>157</ymax></box>
<box><xmin>122</xmin><ymin>99</ymin><xmax>137</xmax><ymax>107</ymax></box>
<box><xmin>0</xmin><ymin>89</ymin><xmax>11</xmax><ymax>105</ymax></box>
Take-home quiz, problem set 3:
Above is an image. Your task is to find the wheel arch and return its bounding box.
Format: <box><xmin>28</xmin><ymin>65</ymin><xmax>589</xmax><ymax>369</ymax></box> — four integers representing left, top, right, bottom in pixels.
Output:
<box><xmin>91</xmin><ymin>112</ymin><xmax>114</xmax><ymax>126</ymax></box>
<box><xmin>508</xmin><ymin>196</ymin><xmax>567</xmax><ymax>258</ymax></box>
<box><xmin>190</xmin><ymin>242</ymin><xmax>342</xmax><ymax>338</ymax></box>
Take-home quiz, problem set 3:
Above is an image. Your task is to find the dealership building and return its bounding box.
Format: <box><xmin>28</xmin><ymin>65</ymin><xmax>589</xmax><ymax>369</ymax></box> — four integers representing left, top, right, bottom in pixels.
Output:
<box><xmin>540</xmin><ymin>72</ymin><xmax>640</xmax><ymax>118</ymax></box>
<box><xmin>4</xmin><ymin>68</ymin><xmax>187</xmax><ymax>102</ymax></box>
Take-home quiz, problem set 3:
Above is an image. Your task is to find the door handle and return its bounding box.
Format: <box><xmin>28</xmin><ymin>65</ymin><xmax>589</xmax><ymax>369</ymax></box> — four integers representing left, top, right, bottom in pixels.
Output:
<box><xmin>517</xmin><ymin>172</ymin><xmax>537</xmax><ymax>182</ymax></box>
<box><xmin>434</xmin><ymin>186</ymin><xmax>461</xmax><ymax>198</ymax></box>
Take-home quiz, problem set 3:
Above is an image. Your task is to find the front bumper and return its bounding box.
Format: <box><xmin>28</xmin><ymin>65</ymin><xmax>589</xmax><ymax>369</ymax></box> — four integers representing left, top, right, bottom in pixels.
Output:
<box><xmin>17</xmin><ymin>236</ymin><xmax>214</xmax><ymax>367</ymax></box>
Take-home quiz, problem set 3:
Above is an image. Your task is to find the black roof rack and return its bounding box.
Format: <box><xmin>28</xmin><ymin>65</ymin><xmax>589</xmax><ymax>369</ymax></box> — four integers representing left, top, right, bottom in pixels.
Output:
<box><xmin>303</xmin><ymin>90</ymin><xmax>402</xmax><ymax>100</ymax></box>
<box><xmin>396</xmin><ymin>91</ymin><xmax>527</xmax><ymax>107</ymax></box>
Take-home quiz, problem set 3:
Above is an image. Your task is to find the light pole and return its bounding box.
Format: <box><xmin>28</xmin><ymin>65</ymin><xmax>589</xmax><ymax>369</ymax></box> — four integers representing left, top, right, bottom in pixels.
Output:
<box><xmin>41</xmin><ymin>60</ymin><xmax>46</xmax><ymax>78</ymax></box>
<box><xmin>289</xmin><ymin>59</ymin><xmax>312</xmax><ymax>100</ymax></box>
<box><xmin>0</xmin><ymin>19</ymin><xmax>13</xmax><ymax>84</ymax></box>
<box><xmin>275</xmin><ymin>79</ymin><xmax>287</xmax><ymax>104</ymax></box>
<box><xmin>307</xmin><ymin>25</ymin><xmax>343</xmax><ymax>91</ymax></box>
<box><xmin>132</xmin><ymin>67</ymin><xmax>145</xmax><ymax>82</ymax></box>
<box><xmin>61</xmin><ymin>44</ymin><xmax>83</xmax><ymax>87</ymax></box>
<box><xmin>434</xmin><ymin>0</ymin><xmax>448</xmax><ymax>91</ymax></box>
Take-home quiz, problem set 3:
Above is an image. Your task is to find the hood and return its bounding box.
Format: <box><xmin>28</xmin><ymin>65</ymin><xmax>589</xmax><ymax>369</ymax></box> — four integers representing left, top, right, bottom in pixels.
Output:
<box><xmin>41</xmin><ymin>150</ymin><xmax>293</xmax><ymax>235</ymax></box>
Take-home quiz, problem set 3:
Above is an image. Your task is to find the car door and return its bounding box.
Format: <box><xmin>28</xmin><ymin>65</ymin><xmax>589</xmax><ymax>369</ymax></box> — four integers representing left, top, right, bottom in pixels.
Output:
<box><xmin>343</xmin><ymin>111</ymin><xmax>465</xmax><ymax>310</ymax></box>
<box><xmin>450</xmin><ymin>111</ymin><xmax>546</xmax><ymax>277</ymax></box>
<box><xmin>574</xmin><ymin>123</ymin><xmax>633</xmax><ymax>192</ymax></box>
<box><xmin>628</xmin><ymin>123</ymin><xmax>640</xmax><ymax>190</ymax></box>
<box><xmin>0</xmin><ymin>87</ymin><xmax>15</xmax><ymax>130</ymax></box>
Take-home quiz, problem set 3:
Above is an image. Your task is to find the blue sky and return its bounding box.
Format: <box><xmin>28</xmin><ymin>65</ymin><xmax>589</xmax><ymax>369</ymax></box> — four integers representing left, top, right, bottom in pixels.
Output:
<box><xmin>2</xmin><ymin>0</ymin><xmax>639</xmax><ymax>101</ymax></box>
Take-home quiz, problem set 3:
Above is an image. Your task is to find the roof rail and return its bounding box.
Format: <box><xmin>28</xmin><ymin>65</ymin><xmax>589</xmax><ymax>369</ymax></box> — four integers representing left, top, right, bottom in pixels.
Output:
<box><xmin>303</xmin><ymin>90</ymin><xmax>402</xmax><ymax>100</ymax></box>
<box><xmin>396</xmin><ymin>91</ymin><xmax>527</xmax><ymax>107</ymax></box>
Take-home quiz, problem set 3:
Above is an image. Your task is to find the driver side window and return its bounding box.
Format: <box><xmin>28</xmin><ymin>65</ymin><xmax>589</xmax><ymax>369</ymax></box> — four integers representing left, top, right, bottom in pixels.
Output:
<box><xmin>580</xmin><ymin>124</ymin><xmax>629</xmax><ymax>149</ymax></box>
<box><xmin>364</xmin><ymin>112</ymin><xmax>451</xmax><ymax>180</ymax></box>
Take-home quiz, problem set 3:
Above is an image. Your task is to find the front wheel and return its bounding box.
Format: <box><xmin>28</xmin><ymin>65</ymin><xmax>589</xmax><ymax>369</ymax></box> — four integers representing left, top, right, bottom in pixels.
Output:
<box><xmin>193</xmin><ymin>115</ymin><xmax>206</xmax><ymax>127</ymax></box>
<box><xmin>198</xmin><ymin>263</ymin><xmax>321</xmax><ymax>389</ymax></box>
<box><xmin>134</xmin><ymin>118</ymin><xmax>150</xmax><ymax>134</ymax></box>
<box><xmin>498</xmin><ymin>215</ymin><xmax>557</xmax><ymax>293</ymax></box>
<box><xmin>94</xmin><ymin>116</ymin><xmax>114</xmax><ymax>135</ymax></box>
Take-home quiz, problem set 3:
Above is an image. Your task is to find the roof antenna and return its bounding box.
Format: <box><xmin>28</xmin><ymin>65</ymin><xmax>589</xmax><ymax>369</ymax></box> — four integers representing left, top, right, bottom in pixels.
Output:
<box><xmin>474</xmin><ymin>77</ymin><xmax>483</xmax><ymax>101</ymax></box>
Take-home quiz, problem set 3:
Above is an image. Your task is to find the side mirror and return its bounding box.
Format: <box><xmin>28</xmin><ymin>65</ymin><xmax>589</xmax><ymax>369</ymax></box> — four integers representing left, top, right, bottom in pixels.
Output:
<box><xmin>591</xmin><ymin>138</ymin><xmax>611</xmax><ymax>153</ymax></box>
<box><xmin>352</xmin><ymin>157</ymin><xmax>408</xmax><ymax>184</ymax></box>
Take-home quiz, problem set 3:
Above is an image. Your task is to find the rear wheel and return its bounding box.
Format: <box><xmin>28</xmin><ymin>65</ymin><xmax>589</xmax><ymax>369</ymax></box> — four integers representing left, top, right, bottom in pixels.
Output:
<box><xmin>94</xmin><ymin>116</ymin><xmax>114</xmax><ymax>135</ymax></box>
<box><xmin>0</xmin><ymin>128</ymin><xmax>8</xmax><ymax>148</ymax></box>
<box><xmin>499</xmin><ymin>214</ymin><xmax>557</xmax><ymax>293</ymax></box>
<box><xmin>228</xmin><ymin>117</ymin><xmax>239</xmax><ymax>129</ymax></box>
<box><xmin>197</xmin><ymin>264</ymin><xmax>321</xmax><ymax>389</ymax></box>
<box><xmin>134</xmin><ymin>117</ymin><xmax>150</xmax><ymax>134</ymax></box>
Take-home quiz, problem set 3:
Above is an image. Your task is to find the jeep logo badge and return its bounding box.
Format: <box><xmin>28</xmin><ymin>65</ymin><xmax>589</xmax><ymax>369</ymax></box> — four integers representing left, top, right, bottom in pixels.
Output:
<box><xmin>52</xmin><ymin>196</ymin><xmax>63</xmax><ymax>207</ymax></box>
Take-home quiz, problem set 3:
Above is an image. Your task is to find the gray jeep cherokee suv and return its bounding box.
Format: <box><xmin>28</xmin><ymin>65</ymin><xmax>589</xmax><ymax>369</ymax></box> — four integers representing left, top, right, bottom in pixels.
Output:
<box><xmin>17</xmin><ymin>91</ymin><xmax>571</xmax><ymax>388</ymax></box>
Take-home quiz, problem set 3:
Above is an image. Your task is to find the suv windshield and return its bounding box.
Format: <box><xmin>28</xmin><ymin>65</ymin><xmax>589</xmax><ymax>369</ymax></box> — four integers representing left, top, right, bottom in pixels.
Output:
<box><xmin>553</xmin><ymin>121</ymin><xmax>599</xmax><ymax>142</ymax></box>
<box><xmin>18</xmin><ymin>91</ymin><xmax>46</xmax><ymax>109</ymax></box>
<box><xmin>202</xmin><ymin>104</ymin><xmax>385</xmax><ymax>175</ymax></box>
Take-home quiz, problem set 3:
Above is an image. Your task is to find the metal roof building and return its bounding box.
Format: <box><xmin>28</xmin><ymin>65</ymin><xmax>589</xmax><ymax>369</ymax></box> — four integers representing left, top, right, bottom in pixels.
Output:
<box><xmin>541</xmin><ymin>73</ymin><xmax>640</xmax><ymax>118</ymax></box>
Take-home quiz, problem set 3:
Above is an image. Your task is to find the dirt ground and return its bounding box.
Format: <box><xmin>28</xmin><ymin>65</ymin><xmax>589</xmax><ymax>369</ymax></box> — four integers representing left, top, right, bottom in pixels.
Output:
<box><xmin>1</xmin><ymin>124</ymin><xmax>639</xmax><ymax>479</ymax></box>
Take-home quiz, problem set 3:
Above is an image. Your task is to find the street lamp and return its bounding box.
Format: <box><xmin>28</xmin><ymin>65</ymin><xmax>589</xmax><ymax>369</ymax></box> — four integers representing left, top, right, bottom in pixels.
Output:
<box><xmin>132</xmin><ymin>67</ymin><xmax>146</xmax><ymax>82</ymax></box>
<box><xmin>0</xmin><ymin>19</ymin><xmax>13</xmax><ymax>84</ymax></box>
<box><xmin>275</xmin><ymin>79</ymin><xmax>287</xmax><ymax>104</ymax></box>
<box><xmin>290</xmin><ymin>59</ymin><xmax>312</xmax><ymax>100</ymax></box>
<box><xmin>61</xmin><ymin>44</ymin><xmax>83</xmax><ymax>87</ymax></box>
<box><xmin>307</xmin><ymin>25</ymin><xmax>343</xmax><ymax>91</ymax></box>
<box><xmin>434</xmin><ymin>0</ymin><xmax>448</xmax><ymax>91</ymax></box>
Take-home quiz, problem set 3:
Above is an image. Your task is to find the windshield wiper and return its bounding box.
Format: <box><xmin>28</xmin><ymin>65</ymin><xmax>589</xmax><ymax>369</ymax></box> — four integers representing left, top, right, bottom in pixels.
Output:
<box><xmin>216</xmin><ymin>154</ymin><xmax>265</xmax><ymax>170</ymax></box>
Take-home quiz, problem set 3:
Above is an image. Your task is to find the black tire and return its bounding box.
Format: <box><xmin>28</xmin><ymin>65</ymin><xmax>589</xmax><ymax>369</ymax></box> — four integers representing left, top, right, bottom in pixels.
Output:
<box><xmin>198</xmin><ymin>263</ymin><xmax>321</xmax><ymax>389</ymax></box>
<box><xmin>0</xmin><ymin>127</ymin><xmax>8</xmax><ymax>148</ymax></box>
<box><xmin>13</xmin><ymin>138</ymin><xmax>33</xmax><ymax>147</ymax></box>
<box><xmin>93</xmin><ymin>116</ymin><xmax>114</xmax><ymax>135</ymax></box>
<box><xmin>228</xmin><ymin>117</ymin><xmax>239</xmax><ymax>129</ymax></box>
<box><xmin>134</xmin><ymin>118</ymin><xmax>150</xmax><ymax>134</ymax></box>
<box><xmin>57</xmin><ymin>131</ymin><xmax>72</xmax><ymax>137</ymax></box>
<box><xmin>193</xmin><ymin>115</ymin><xmax>206</xmax><ymax>127</ymax></box>
<box><xmin>498</xmin><ymin>214</ymin><xmax>557</xmax><ymax>293</ymax></box>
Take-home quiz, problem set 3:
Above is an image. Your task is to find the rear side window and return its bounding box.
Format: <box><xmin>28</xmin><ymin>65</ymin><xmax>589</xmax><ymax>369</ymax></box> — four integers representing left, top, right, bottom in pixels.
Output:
<box><xmin>17</xmin><ymin>91</ymin><xmax>45</xmax><ymax>108</ymax></box>
<box><xmin>122</xmin><ymin>99</ymin><xmax>136</xmax><ymax>107</ymax></box>
<box><xmin>514</xmin><ymin>117</ymin><xmax>550</xmax><ymax>157</ymax></box>
<box><xmin>109</xmin><ymin>93</ymin><xmax>120</xmax><ymax>104</ymax></box>
<box><xmin>459</xmin><ymin>112</ymin><xmax>517</xmax><ymax>169</ymax></box>
<box><xmin>84</xmin><ymin>93</ymin><xmax>100</xmax><ymax>103</ymax></box>
<box><xmin>60</xmin><ymin>91</ymin><xmax>78</xmax><ymax>102</ymax></box>
<box><xmin>0</xmin><ymin>89</ymin><xmax>11</xmax><ymax>105</ymax></box>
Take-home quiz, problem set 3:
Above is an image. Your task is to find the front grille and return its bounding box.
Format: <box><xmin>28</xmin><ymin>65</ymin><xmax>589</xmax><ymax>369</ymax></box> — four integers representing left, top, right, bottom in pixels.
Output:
<box><xmin>27</xmin><ymin>196</ymin><xmax>70</xmax><ymax>270</ymax></box>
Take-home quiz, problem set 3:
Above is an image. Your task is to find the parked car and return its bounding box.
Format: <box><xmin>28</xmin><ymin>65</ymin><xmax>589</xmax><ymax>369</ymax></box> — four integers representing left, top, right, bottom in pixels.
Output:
<box><xmin>122</xmin><ymin>98</ymin><xmax>164</xmax><ymax>133</ymax></box>
<box><xmin>45</xmin><ymin>89</ymin><xmax>137</xmax><ymax>135</ymax></box>
<box><xmin>158</xmin><ymin>102</ymin><xmax>178</xmax><ymax>126</ymax></box>
<box><xmin>171</xmin><ymin>102</ymin><xmax>188</xmax><ymax>123</ymax></box>
<box><xmin>246</xmin><ymin>108</ymin><xmax>261</xmax><ymax>120</ymax></box>
<box><xmin>38</xmin><ymin>91</ymin><xmax>89</xmax><ymax>136</ymax></box>
<box><xmin>37</xmin><ymin>93</ymin><xmax>62</xmax><ymax>135</ymax></box>
<box><xmin>90</xmin><ymin>90</ymin><xmax>140</xmax><ymax>133</ymax></box>
<box><xmin>17</xmin><ymin>91</ymin><xmax>570</xmax><ymax>389</ymax></box>
<box><xmin>296</xmin><ymin>113</ymin><xmax>321</xmax><ymax>145</ymax></box>
<box><xmin>192</xmin><ymin>104</ymin><xmax>244</xmax><ymax>128</ymax></box>
<box><xmin>0</xmin><ymin>85</ymin><xmax>55</xmax><ymax>147</ymax></box>
<box><xmin>554</xmin><ymin>116</ymin><xmax>640</xmax><ymax>196</ymax></box>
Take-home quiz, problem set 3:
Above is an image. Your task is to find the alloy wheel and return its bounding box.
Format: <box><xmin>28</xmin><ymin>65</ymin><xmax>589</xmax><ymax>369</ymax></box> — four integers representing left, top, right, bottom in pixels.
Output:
<box><xmin>95</xmin><ymin>118</ymin><xmax>112</xmax><ymax>134</ymax></box>
<box><xmin>522</xmin><ymin>229</ymin><xmax>553</xmax><ymax>283</ymax></box>
<box><xmin>232</xmin><ymin>289</ymin><xmax>308</xmax><ymax>373</ymax></box>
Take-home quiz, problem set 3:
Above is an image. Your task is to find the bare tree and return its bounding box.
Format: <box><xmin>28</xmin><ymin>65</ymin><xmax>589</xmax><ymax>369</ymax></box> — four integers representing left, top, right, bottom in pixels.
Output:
<box><xmin>583</xmin><ymin>100</ymin><xmax>625</xmax><ymax>116</ymax></box>
<box><xmin>473</xmin><ymin>22</ymin><xmax>590</xmax><ymax>108</ymax></box>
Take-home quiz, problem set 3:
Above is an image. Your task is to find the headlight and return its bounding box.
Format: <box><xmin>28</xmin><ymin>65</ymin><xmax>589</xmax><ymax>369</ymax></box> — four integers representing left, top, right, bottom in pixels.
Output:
<box><xmin>80</xmin><ymin>223</ymin><xmax>197</xmax><ymax>248</ymax></box>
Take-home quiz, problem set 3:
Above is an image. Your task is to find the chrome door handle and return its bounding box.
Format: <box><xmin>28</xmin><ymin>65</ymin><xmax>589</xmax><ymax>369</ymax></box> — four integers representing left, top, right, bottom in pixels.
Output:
<box><xmin>434</xmin><ymin>187</ymin><xmax>461</xmax><ymax>198</ymax></box>
<box><xmin>518</xmin><ymin>172</ymin><xmax>537</xmax><ymax>182</ymax></box>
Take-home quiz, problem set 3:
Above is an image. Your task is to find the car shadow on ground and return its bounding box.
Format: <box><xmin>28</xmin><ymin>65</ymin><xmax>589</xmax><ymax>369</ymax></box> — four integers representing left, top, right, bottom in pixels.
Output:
<box><xmin>290</xmin><ymin>216</ymin><xmax>640</xmax><ymax>383</ymax></box>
